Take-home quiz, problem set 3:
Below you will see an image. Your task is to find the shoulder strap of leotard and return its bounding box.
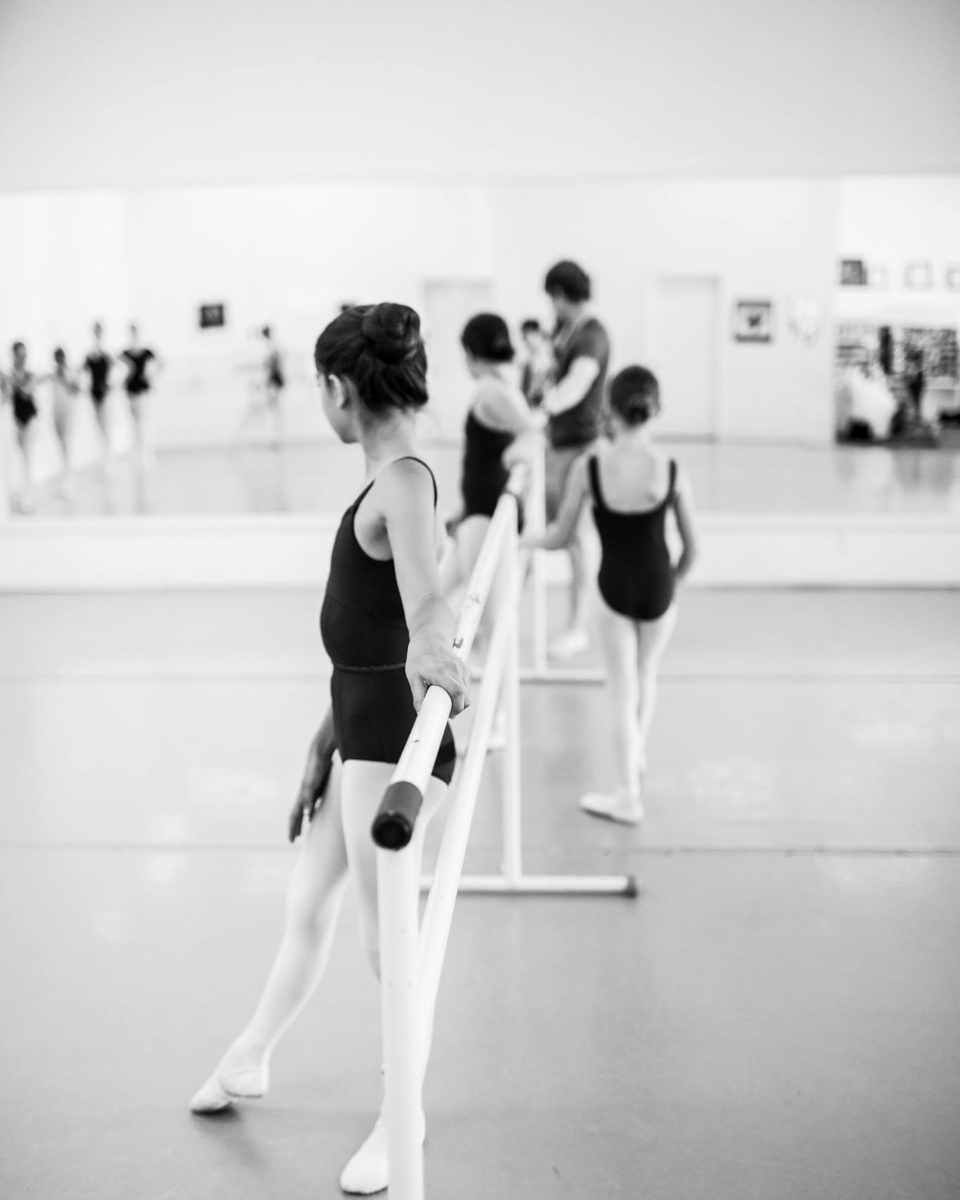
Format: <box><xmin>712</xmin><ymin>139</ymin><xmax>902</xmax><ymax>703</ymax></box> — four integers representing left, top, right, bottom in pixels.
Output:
<box><xmin>388</xmin><ymin>455</ymin><xmax>439</xmax><ymax>507</ymax></box>
<box><xmin>667</xmin><ymin>459</ymin><xmax>678</xmax><ymax>506</ymax></box>
<box><xmin>586</xmin><ymin>455</ymin><xmax>605</xmax><ymax>510</ymax></box>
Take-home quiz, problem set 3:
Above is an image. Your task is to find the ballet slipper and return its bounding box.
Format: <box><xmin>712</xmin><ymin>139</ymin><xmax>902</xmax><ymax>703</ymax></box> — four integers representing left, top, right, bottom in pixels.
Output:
<box><xmin>188</xmin><ymin>1061</ymin><xmax>269</xmax><ymax>1114</ymax></box>
<box><xmin>189</xmin><ymin>1075</ymin><xmax>235</xmax><ymax>1114</ymax></box>
<box><xmin>339</xmin><ymin>1110</ymin><xmax>426</xmax><ymax>1196</ymax></box>
<box><xmin>579</xmin><ymin>790</ymin><xmax>644</xmax><ymax>826</ymax></box>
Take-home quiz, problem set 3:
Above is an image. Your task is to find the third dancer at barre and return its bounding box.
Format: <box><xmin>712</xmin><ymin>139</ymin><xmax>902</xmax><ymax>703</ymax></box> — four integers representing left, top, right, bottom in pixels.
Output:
<box><xmin>524</xmin><ymin>366</ymin><xmax>699</xmax><ymax>825</ymax></box>
<box><xmin>189</xmin><ymin>303</ymin><xmax>469</xmax><ymax>1197</ymax></box>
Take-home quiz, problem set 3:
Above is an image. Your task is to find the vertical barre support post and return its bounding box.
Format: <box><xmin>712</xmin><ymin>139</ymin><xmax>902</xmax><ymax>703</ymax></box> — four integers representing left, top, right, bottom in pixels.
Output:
<box><xmin>377</xmin><ymin>842</ymin><xmax>425</xmax><ymax>1200</ymax></box>
<box><xmin>500</xmin><ymin>502</ymin><xmax>523</xmax><ymax>885</ymax></box>
<box><xmin>529</xmin><ymin>437</ymin><xmax>550</xmax><ymax>676</ymax></box>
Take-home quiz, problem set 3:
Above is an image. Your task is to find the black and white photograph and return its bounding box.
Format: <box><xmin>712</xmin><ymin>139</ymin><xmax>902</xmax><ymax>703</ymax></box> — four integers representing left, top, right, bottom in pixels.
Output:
<box><xmin>1</xmin><ymin>4</ymin><xmax>958</xmax><ymax>1200</ymax></box>
<box><xmin>732</xmin><ymin>299</ymin><xmax>774</xmax><ymax>342</ymax></box>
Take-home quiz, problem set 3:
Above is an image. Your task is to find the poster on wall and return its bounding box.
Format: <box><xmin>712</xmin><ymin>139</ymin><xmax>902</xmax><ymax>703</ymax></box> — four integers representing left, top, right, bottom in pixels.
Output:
<box><xmin>904</xmin><ymin>262</ymin><xmax>933</xmax><ymax>290</ymax></box>
<box><xmin>199</xmin><ymin>303</ymin><xmax>226</xmax><ymax>329</ymax></box>
<box><xmin>839</xmin><ymin>259</ymin><xmax>868</xmax><ymax>286</ymax></box>
<box><xmin>733</xmin><ymin>300</ymin><xmax>774</xmax><ymax>344</ymax></box>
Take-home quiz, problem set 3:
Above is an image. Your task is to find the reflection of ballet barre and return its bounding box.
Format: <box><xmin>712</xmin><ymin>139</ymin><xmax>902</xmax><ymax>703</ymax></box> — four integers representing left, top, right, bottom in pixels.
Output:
<box><xmin>371</xmin><ymin>461</ymin><xmax>635</xmax><ymax>1200</ymax></box>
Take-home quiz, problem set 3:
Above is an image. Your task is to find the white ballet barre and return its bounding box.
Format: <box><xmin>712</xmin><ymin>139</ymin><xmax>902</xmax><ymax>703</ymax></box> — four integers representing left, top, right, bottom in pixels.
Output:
<box><xmin>371</xmin><ymin>462</ymin><xmax>635</xmax><ymax>1200</ymax></box>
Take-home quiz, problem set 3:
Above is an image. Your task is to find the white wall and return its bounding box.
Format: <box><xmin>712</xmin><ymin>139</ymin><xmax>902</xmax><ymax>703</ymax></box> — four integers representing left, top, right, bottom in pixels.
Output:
<box><xmin>490</xmin><ymin>179</ymin><xmax>840</xmax><ymax>441</ymax></box>
<box><xmin>836</xmin><ymin>176</ymin><xmax>960</xmax><ymax>327</ymax></box>
<box><xmin>1</xmin><ymin>178</ymin><xmax>842</xmax><ymax>452</ymax></box>
<box><xmin>0</xmin><ymin>0</ymin><xmax>958</xmax><ymax>189</ymax></box>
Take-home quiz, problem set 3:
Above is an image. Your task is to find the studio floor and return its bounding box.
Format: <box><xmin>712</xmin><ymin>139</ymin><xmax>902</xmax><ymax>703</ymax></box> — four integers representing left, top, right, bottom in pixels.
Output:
<box><xmin>16</xmin><ymin>436</ymin><xmax>960</xmax><ymax>519</ymax></box>
<box><xmin>1</xmin><ymin>587</ymin><xmax>958</xmax><ymax>1199</ymax></box>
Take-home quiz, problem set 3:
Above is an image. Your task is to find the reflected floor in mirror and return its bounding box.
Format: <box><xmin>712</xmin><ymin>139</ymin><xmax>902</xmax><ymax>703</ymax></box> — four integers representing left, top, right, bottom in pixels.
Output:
<box><xmin>15</xmin><ymin>438</ymin><xmax>960</xmax><ymax>518</ymax></box>
<box><xmin>0</xmin><ymin>587</ymin><xmax>958</xmax><ymax>1200</ymax></box>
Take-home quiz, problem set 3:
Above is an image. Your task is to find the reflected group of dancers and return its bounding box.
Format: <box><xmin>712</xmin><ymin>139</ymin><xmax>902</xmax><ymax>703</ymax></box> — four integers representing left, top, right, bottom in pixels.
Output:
<box><xmin>188</xmin><ymin>262</ymin><xmax>699</xmax><ymax>1196</ymax></box>
<box><xmin>0</xmin><ymin>322</ymin><xmax>161</xmax><ymax>511</ymax></box>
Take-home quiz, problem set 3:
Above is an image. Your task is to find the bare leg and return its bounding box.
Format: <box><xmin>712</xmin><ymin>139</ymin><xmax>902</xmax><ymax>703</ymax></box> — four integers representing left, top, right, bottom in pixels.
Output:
<box><xmin>92</xmin><ymin>399</ymin><xmax>111</xmax><ymax>469</ymax></box>
<box><xmin>53</xmin><ymin>409</ymin><xmax>73</xmax><ymax>495</ymax></box>
<box><xmin>14</xmin><ymin>425</ymin><xmax>36</xmax><ymax>512</ymax></box>
<box><xmin>190</xmin><ymin>757</ymin><xmax>350</xmax><ymax>1112</ymax></box>
<box><xmin>595</xmin><ymin>603</ymin><xmax>642</xmax><ymax>795</ymax></box>
<box><xmin>266</xmin><ymin>386</ymin><xmax>283</xmax><ymax>448</ymax></box>
<box><xmin>635</xmin><ymin>605</ymin><xmax>678</xmax><ymax>775</ymax></box>
<box><xmin>129</xmin><ymin>394</ymin><xmax>153</xmax><ymax>464</ymax></box>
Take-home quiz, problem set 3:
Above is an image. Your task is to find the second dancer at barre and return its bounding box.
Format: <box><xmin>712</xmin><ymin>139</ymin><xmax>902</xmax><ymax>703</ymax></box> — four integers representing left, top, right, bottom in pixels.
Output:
<box><xmin>440</xmin><ymin>313</ymin><xmax>538</xmax><ymax>692</ymax></box>
<box><xmin>188</xmin><ymin>303</ymin><xmax>469</xmax><ymax>1197</ymax></box>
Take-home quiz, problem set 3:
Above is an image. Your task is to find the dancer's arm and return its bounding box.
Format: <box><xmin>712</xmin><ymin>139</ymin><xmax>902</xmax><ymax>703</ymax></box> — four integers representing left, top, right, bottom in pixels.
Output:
<box><xmin>380</xmin><ymin>459</ymin><xmax>470</xmax><ymax>716</ymax></box>
<box><xmin>288</xmin><ymin>707</ymin><xmax>337</xmax><ymax>842</ymax></box>
<box><xmin>541</xmin><ymin>356</ymin><xmax>601</xmax><ymax>416</ymax></box>
<box><xmin>673</xmin><ymin>466</ymin><xmax>699</xmax><ymax>584</ymax></box>
<box><xmin>521</xmin><ymin>454</ymin><xmax>590</xmax><ymax>551</ymax></box>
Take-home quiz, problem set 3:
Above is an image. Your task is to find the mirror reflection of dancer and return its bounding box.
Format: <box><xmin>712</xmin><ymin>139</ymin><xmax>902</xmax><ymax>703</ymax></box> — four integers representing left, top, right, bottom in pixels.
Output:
<box><xmin>190</xmin><ymin>303</ymin><xmax>469</xmax><ymax>1196</ymax></box>
<box><xmin>119</xmin><ymin>324</ymin><xmax>162</xmax><ymax>466</ymax></box>
<box><xmin>0</xmin><ymin>341</ymin><xmax>40</xmax><ymax>513</ymax></box>
<box><xmin>238</xmin><ymin>325</ymin><xmax>286</xmax><ymax>447</ymax></box>
<box><xmin>540</xmin><ymin>261</ymin><xmax>611</xmax><ymax>659</ymax></box>
<box><xmin>81</xmin><ymin>322</ymin><xmax>114</xmax><ymax>470</ymax></box>
<box><xmin>48</xmin><ymin>348</ymin><xmax>81</xmax><ymax>495</ymax></box>
<box><xmin>524</xmin><ymin>367</ymin><xmax>699</xmax><ymax>824</ymax></box>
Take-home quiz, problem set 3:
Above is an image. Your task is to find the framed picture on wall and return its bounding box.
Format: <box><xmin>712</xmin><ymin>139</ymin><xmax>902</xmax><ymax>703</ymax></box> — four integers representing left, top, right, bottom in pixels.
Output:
<box><xmin>839</xmin><ymin>259</ymin><xmax>868</xmax><ymax>286</ymax></box>
<box><xmin>199</xmin><ymin>303</ymin><xmax>226</xmax><ymax>329</ymax></box>
<box><xmin>733</xmin><ymin>300</ymin><xmax>774</xmax><ymax>344</ymax></box>
<box><xmin>905</xmin><ymin>261</ymin><xmax>933</xmax><ymax>290</ymax></box>
<box><xmin>945</xmin><ymin>266</ymin><xmax>960</xmax><ymax>292</ymax></box>
<box><xmin>868</xmin><ymin>264</ymin><xmax>889</xmax><ymax>290</ymax></box>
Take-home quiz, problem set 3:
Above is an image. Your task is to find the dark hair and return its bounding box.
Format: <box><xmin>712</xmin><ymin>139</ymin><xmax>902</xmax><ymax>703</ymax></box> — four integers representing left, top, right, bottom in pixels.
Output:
<box><xmin>521</xmin><ymin>318</ymin><xmax>542</xmax><ymax>336</ymax></box>
<box><xmin>12</xmin><ymin>341</ymin><xmax>25</xmax><ymax>355</ymax></box>
<box><xmin>261</xmin><ymin>325</ymin><xmax>272</xmax><ymax>339</ymax></box>
<box><xmin>544</xmin><ymin>260</ymin><xmax>591</xmax><ymax>303</ymax></box>
<box><xmin>461</xmin><ymin>313</ymin><xmax>515</xmax><ymax>364</ymax></box>
<box><xmin>609</xmin><ymin>366</ymin><xmax>660</xmax><ymax>425</ymax></box>
<box><xmin>54</xmin><ymin>347</ymin><xmax>66</xmax><ymax>364</ymax></box>
<box><xmin>314</xmin><ymin>302</ymin><xmax>428</xmax><ymax>414</ymax></box>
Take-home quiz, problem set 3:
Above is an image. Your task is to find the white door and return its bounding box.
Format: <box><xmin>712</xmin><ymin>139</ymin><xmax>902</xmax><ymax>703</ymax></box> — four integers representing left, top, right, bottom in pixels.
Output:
<box><xmin>651</xmin><ymin>276</ymin><xmax>720</xmax><ymax>440</ymax></box>
<box><xmin>421</xmin><ymin>280</ymin><xmax>495</xmax><ymax>441</ymax></box>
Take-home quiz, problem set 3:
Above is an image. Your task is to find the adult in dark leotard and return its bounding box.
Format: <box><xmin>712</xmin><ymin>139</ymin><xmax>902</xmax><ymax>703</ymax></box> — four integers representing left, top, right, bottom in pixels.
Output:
<box><xmin>119</xmin><ymin>324</ymin><xmax>162</xmax><ymax>465</ymax></box>
<box><xmin>81</xmin><ymin>321</ymin><xmax>114</xmax><ymax>467</ymax></box>
<box><xmin>525</xmin><ymin>365</ymin><xmax>699</xmax><ymax>825</ymax></box>
<box><xmin>189</xmin><ymin>302</ymin><xmax>469</xmax><ymax>1196</ymax></box>
<box><xmin>1</xmin><ymin>341</ymin><xmax>40</xmax><ymax>513</ymax></box>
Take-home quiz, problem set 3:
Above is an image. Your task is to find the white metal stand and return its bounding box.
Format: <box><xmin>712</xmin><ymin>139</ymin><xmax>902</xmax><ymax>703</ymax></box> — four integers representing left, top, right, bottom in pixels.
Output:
<box><xmin>373</xmin><ymin>463</ymin><xmax>636</xmax><ymax>1200</ymax></box>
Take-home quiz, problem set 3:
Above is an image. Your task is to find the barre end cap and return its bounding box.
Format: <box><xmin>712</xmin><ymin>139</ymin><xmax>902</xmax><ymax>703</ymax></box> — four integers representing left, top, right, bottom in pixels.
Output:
<box><xmin>371</xmin><ymin>780</ymin><xmax>424</xmax><ymax>850</ymax></box>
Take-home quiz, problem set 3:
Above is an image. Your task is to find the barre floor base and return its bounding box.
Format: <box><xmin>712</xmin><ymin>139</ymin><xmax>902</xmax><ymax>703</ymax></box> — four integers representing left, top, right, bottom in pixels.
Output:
<box><xmin>422</xmin><ymin>873</ymin><xmax>639</xmax><ymax>896</ymax></box>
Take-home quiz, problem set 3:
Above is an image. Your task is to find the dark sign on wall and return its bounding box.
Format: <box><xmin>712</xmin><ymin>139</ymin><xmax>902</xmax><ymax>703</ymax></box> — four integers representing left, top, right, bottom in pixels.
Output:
<box><xmin>839</xmin><ymin>259</ymin><xmax>868</xmax><ymax>287</ymax></box>
<box><xmin>733</xmin><ymin>300</ymin><xmax>774</xmax><ymax>344</ymax></box>
<box><xmin>199</xmin><ymin>303</ymin><xmax>226</xmax><ymax>329</ymax></box>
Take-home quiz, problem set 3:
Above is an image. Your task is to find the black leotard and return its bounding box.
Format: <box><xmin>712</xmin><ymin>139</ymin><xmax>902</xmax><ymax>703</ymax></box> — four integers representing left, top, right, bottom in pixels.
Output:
<box><xmin>589</xmin><ymin>455</ymin><xmax>677</xmax><ymax>621</ymax></box>
<box><xmin>461</xmin><ymin>409</ymin><xmax>513</xmax><ymax>519</ymax></box>
<box><xmin>121</xmin><ymin>348</ymin><xmax>155</xmax><ymax>395</ymax></box>
<box><xmin>320</xmin><ymin>457</ymin><xmax>455</xmax><ymax>783</ymax></box>
<box><xmin>84</xmin><ymin>352</ymin><xmax>111</xmax><ymax>404</ymax></box>
<box><xmin>11</xmin><ymin>376</ymin><xmax>37</xmax><ymax>429</ymax></box>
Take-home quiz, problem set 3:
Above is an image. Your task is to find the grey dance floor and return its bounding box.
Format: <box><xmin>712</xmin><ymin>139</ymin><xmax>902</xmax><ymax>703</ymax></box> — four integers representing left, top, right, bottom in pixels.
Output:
<box><xmin>0</xmin><ymin>589</ymin><xmax>958</xmax><ymax>1199</ymax></box>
